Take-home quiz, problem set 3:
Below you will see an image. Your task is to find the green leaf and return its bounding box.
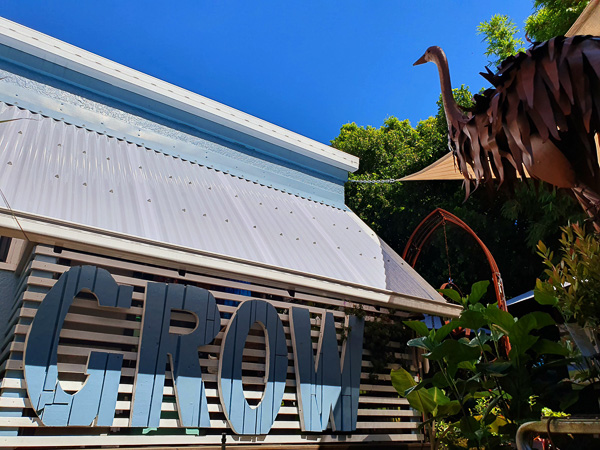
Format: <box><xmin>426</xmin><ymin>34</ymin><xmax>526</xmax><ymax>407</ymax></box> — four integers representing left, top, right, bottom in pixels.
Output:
<box><xmin>426</xmin><ymin>339</ymin><xmax>481</xmax><ymax>364</ymax></box>
<box><xmin>433</xmin><ymin>320</ymin><xmax>459</xmax><ymax>343</ymax></box>
<box><xmin>391</xmin><ymin>367</ymin><xmax>436</xmax><ymax>414</ymax></box>
<box><xmin>527</xmin><ymin>311</ymin><xmax>555</xmax><ymax>329</ymax></box>
<box><xmin>477</xmin><ymin>361</ymin><xmax>512</xmax><ymax>376</ymax></box>
<box><xmin>431</xmin><ymin>371</ymin><xmax>450</xmax><ymax>388</ymax></box>
<box><xmin>439</xmin><ymin>288</ymin><xmax>462</xmax><ymax>303</ymax></box>
<box><xmin>458</xmin><ymin>309</ymin><xmax>487</xmax><ymax>330</ymax></box>
<box><xmin>533</xmin><ymin>286</ymin><xmax>558</xmax><ymax>306</ymax></box>
<box><xmin>484</xmin><ymin>305</ymin><xmax>515</xmax><ymax>334</ymax></box>
<box><xmin>407</xmin><ymin>336</ymin><xmax>434</xmax><ymax>351</ymax></box>
<box><xmin>437</xmin><ymin>399</ymin><xmax>461</xmax><ymax>416</ymax></box>
<box><xmin>403</xmin><ymin>320</ymin><xmax>430</xmax><ymax>337</ymax></box>
<box><xmin>468</xmin><ymin>280</ymin><xmax>490</xmax><ymax>304</ymax></box>
<box><xmin>532</xmin><ymin>338</ymin><xmax>569</xmax><ymax>356</ymax></box>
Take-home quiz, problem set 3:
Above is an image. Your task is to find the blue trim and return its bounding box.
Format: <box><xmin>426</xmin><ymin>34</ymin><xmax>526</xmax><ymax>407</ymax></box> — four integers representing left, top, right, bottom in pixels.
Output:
<box><xmin>0</xmin><ymin>45</ymin><xmax>349</xmax><ymax>208</ymax></box>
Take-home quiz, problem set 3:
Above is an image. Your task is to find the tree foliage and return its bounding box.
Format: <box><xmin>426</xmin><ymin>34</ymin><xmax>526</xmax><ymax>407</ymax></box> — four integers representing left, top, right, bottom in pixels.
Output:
<box><xmin>525</xmin><ymin>0</ymin><xmax>591</xmax><ymax>42</ymax></box>
<box><xmin>477</xmin><ymin>15</ymin><xmax>525</xmax><ymax>67</ymax></box>
<box><xmin>331</xmin><ymin>86</ymin><xmax>583</xmax><ymax>300</ymax></box>
<box><xmin>478</xmin><ymin>1</ymin><xmax>590</xmax><ymax>66</ymax></box>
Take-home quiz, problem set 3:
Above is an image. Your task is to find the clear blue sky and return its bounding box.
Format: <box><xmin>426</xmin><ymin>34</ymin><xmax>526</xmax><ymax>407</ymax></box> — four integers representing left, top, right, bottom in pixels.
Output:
<box><xmin>1</xmin><ymin>1</ymin><xmax>533</xmax><ymax>144</ymax></box>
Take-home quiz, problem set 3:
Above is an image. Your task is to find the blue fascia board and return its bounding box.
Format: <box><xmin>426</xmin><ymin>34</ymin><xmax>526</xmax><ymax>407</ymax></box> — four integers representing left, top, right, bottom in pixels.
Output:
<box><xmin>0</xmin><ymin>45</ymin><xmax>349</xmax><ymax>208</ymax></box>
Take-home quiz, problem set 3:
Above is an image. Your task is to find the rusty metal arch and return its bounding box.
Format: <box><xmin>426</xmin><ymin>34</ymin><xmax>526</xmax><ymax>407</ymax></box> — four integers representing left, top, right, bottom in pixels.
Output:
<box><xmin>402</xmin><ymin>208</ymin><xmax>507</xmax><ymax>312</ymax></box>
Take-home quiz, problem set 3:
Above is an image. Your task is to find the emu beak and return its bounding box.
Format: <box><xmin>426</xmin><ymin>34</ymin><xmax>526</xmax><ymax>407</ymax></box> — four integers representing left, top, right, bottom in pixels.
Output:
<box><xmin>413</xmin><ymin>54</ymin><xmax>427</xmax><ymax>66</ymax></box>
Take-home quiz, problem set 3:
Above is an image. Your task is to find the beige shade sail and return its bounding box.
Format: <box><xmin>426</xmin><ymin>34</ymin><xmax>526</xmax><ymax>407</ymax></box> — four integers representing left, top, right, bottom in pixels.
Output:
<box><xmin>400</xmin><ymin>152</ymin><xmax>531</xmax><ymax>182</ymax></box>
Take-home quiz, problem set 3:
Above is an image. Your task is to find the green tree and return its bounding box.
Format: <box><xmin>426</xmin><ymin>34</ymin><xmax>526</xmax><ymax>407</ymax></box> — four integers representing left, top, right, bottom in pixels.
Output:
<box><xmin>478</xmin><ymin>1</ymin><xmax>590</xmax><ymax>66</ymax></box>
<box><xmin>332</xmin><ymin>85</ymin><xmax>584</xmax><ymax>300</ymax></box>
<box><xmin>477</xmin><ymin>15</ymin><xmax>525</xmax><ymax>67</ymax></box>
<box><xmin>525</xmin><ymin>0</ymin><xmax>591</xmax><ymax>42</ymax></box>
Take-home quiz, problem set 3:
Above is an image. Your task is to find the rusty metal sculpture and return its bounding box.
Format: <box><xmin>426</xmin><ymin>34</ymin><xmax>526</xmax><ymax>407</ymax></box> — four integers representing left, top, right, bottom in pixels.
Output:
<box><xmin>414</xmin><ymin>36</ymin><xmax>600</xmax><ymax>229</ymax></box>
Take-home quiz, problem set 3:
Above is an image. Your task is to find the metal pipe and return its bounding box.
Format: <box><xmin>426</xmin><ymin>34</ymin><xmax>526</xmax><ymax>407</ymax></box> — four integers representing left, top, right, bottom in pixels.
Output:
<box><xmin>516</xmin><ymin>417</ymin><xmax>600</xmax><ymax>450</ymax></box>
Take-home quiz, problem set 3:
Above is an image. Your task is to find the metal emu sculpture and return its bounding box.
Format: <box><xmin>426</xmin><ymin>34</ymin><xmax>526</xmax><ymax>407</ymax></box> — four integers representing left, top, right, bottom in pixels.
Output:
<box><xmin>415</xmin><ymin>36</ymin><xmax>600</xmax><ymax>229</ymax></box>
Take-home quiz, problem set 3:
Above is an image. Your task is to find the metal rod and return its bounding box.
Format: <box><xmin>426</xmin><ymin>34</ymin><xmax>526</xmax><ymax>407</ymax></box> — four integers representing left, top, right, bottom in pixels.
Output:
<box><xmin>516</xmin><ymin>417</ymin><xmax>600</xmax><ymax>450</ymax></box>
<box><xmin>221</xmin><ymin>432</ymin><xmax>226</xmax><ymax>450</ymax></box>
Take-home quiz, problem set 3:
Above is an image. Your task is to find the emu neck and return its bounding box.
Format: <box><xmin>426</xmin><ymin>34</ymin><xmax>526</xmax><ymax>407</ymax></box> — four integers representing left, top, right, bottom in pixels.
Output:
<box><xmin>434</xmin><ymin>51</ymin><xmax>465</xmax><ymax>129</ymax></box>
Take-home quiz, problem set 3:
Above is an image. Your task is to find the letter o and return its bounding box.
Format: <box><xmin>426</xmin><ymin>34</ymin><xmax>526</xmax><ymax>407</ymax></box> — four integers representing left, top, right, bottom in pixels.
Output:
<box><xmin>218</xmin><ymin>300</ymin><xmax>287</xmax><ymax>435</ymax></box>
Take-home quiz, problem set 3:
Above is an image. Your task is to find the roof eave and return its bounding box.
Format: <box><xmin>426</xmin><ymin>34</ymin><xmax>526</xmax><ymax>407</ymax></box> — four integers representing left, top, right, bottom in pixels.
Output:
<box><xmin>0</xmin><ymin>17</ymin><xmax>359</xmax><ymax>173</ymax></box>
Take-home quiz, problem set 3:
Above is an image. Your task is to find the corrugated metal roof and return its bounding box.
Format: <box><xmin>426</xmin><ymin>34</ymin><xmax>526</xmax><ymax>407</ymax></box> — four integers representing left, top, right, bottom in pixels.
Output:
<box><xmin>0</xmin><ymin>103</ymin><xmax>443</xmax><ymax>302</ymax></box>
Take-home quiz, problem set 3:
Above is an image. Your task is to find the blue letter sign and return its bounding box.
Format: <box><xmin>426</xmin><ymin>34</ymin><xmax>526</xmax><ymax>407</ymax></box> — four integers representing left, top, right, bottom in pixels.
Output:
<box><xmin>218</xmin><ymin>300</ymin><xmax>288</xmax><ymax>435</ymax></box>
<box><xmin>22</xmin><ymin>266</ymin><xmax>365</xmax><ymax>434</ymax></box>
<box><xmin>24</xmin><ymin>266</ymin><xmax>133</xmax><ymax>426</ymax></box>
<box><xmin>131</xmin><ymin>283</ymin><xmax>221</xmax><ymax>427</ymax></box>
<box><xmin>289</xmin><ymin>307</ymin><xmax>364</xmax><ymax>432</ymax></box>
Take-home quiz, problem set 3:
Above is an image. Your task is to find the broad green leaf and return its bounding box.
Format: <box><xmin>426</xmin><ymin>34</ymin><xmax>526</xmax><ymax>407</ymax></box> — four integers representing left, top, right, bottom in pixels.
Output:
<box><xmin>534</xmin><ymin>286</ymin><xmax>558</xmax><ymax>306</ymax></box>
<box><xmin>458</xmin><ymin>309</ymin><xmax>487</xmax><ymax>330</ymax></box>
<box><xmin>468</xmin><ymin>280</ymin><xmax>490</xmax><ymax>304</ymax></box>
<box><xmin>390</xmin><ymin>367</ymin><xmax>416</xmax><ymax>393</ymax></box>
<box><xmin>390</xmin><ymin>367</ymin><xmax>436</xmax><ymax>414</ymax></box>
<box><xmin>437</xmin><ymin>400</ymin><xmax>461</xmax><ymax>416</ymax></box>
<box><xmin>433</xmin><ymin>320</ymin><xmax>459</xmax><ymax>343</ymax></box>
<box><xmin>532</xmin><ymin>338</ymin><xmax>569</xmax><ymax>356</ymax></box>
<box><xmin>431</xmin><ymin>371</ymin><xmax>449</xmax><ymax>388</ymax></box>
<box><xmin>426</xmin><ymin>339</ymin><xmax>481</xmax><ymax>364</ymax></box>
<box><xmin>457</xmin><ymin>360</ymin><xmax>477</xmax><ymax>372</ymax></box>
<box><xmin>459</xmin><ymin>415</ymin><xmax>480</xmax><ymax>441</ymax></box>
<box><xmin>485</xmin><ymin>305</ymin><xmax>515</xmax><ymax>334</ymax></box>
<box><xmin>407</xmin><ymin>336</ymin><xmax>434</xmax><ymax>351</ymax></box>
<box><xmin>403</xmin><ymin>320</ymin><xmax>430</xmax><ymax>337</ymax></box>
<box><xmin>527</xmin><ymin>311</ymin><xmax>555</xmax><ymax>329</ymax></box>
<box><xmin>439</xmin><ymin>288</ymin><xmax>462</xmax><ymax>303</ymax></box>
<box><xmin>477</xmin><ymin>361</ymin><xmax>512</xmax><ymax>376</ymax></box>
<box><xmin>427</xmin><ymin>386</ymin><xmax>451</xmax><ymax>406</ymax></box>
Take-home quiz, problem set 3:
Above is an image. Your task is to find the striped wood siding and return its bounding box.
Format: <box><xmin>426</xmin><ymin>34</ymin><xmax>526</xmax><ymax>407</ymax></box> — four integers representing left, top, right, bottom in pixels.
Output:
<box><xmin>0</xmin><ymin>244</ymin><xmax>423</xmax><ymax>447</ymax></box>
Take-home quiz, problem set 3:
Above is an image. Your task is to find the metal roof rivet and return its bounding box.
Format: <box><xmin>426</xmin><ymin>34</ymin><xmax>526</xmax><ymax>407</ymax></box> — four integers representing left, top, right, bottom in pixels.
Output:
<box><xmin>259</xmin><ymin>203</ymin><xmax>262</xmax><ymax>206</ymax></box>
<box><xmin>55</xmin><ymin>174</ymin><xmax>59</xmax><ymax>178</ymax></box>
<box><xmin>169</xmin><ymin>175</ymin><xmax>173</xmax><ymax>179</ymax></box>
<box><xmin>189</xmin><ymin>181</ymin><xmax>192</xmax><ymax>185</ymax></box>
<box><xmin>313</xmin><ymin>242</ymin><xmax>317</xmax><ymax>244</ymax></box>
<box><xmin>225</xmin><ymin>219</ymin><xmax>229</xmax><ymax>222</ymax></box>
<box><xmin>360</xmin><ymin>253</ymin><xmax>363</xmax><ymax>256</ymax></box>
<box><xmin>57</xmin><ymin>143</ymin><xmax>61</xmax><ymax>147</ymax></box>
<box><xmin>182</xmin><ymin>209</ymin><xmax>186</xmax><ymax>212</ymax></box>
<box><xmin>275</xmin><ymin>207</ymin><xmax>278</xmax><ymax>210</ymax></box>
<box><xmin>359</xmin><ymin>230</ymin><xmax>362</xmax><ymax>232</ymax></box>
<box><xmin>337</xmin><ymin>247</ymin><xmax>340</xmax><ymax>249</ymax></box>
<box><xmin>253</xmin><ymin>225</ymin><xmax>256</xmax><ymax>228</ymax></box>
<box><xmin>290</xmin><ymin>211</ymin><xmax>293</xmax><ymax>214</ymax></box>
<box><xmin>296</xmin><ymin>238</ymin><xmax>299</xmax><ymax>240</ymax></box>
<box><xmin>139</xmin><ymin>166</ymin><xmax>142</xmax><ymax>169</ymax></box>
<box><xmin>83</xmin><ymin>183</ymin><xmax>87</xmax><ymax>186</ymax></box>
<box><xmin>208</xmin><ymin>187</ymin><xmax>211</xmax><ymax>190</ymax></box>
<box><xmin>18</xmin><ymin>131</ymin><xmax>22</xmax><ymax>134</ymax></box>
<box><xmin>109</xmin><ymin>189</ymin><xmax>114</xmax><ymax>193</ymax></box>
<box><xmin>280</xmin><ymin>233</ymin><xmax>283</xmax><ymax>236</ymax></box>
<box><xmin>235</xmin><ymin>195</ymin><xmax>238</xmax><ymax>198</ymax></box>
<box><xmin>7</xmin><ymin>162</ymin><xmax>11</xmax><ymax>165</ymax></box>
<box><xmin>107</xmin><ymin>157</ymin><xmax>110</xmax><ymax>160</ymax></box>
<box><xmin>147</xmin><ymin>199</ymin><xmax>151</xmax><ymax>202</ymax></box>
<box><xmin>203</xmin><ymin>214</ymin><xmax>207</xmax><ymax>217</ymax></box>
<box><xmin>82</xmin><ymin>151</ymin><xmax>86</xmax><ymax>154</ymax></box>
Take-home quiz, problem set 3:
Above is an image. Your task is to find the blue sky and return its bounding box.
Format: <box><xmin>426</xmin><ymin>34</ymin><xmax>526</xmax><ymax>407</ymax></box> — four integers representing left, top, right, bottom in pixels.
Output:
<box><xmin>1</xmin><ymin>1</ymin><xmax>533</xmax><ymax>144</ymax></box>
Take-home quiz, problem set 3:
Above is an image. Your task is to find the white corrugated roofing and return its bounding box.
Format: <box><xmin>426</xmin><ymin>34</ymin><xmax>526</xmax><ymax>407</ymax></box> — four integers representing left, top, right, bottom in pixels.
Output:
<box><xmin>0</xmin><ymin>103</ymin><xmax>442</xmax><ymax>302</ymax></box>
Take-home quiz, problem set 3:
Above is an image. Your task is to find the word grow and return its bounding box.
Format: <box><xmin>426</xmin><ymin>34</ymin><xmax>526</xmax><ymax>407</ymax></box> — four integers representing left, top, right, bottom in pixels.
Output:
<box><xmin>24</xmin><ymin>266</ymin><xmax>365</xmax><ymax>435</ymax></box>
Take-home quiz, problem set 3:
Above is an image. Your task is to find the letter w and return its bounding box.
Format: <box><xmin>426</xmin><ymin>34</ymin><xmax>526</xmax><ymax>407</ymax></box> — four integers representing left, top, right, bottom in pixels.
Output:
<box><xmin>289</xmin><ymin>307</ymin><xmax>364</xmax><ymax>432</ymax></box>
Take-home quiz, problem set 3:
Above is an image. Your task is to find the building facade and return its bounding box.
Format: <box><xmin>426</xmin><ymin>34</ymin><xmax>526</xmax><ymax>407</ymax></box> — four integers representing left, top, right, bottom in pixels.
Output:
<box><xmin>0</xmin><ymin>17</ymin><xmax>460</xmax><ymax>448</ymax></box>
